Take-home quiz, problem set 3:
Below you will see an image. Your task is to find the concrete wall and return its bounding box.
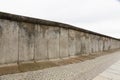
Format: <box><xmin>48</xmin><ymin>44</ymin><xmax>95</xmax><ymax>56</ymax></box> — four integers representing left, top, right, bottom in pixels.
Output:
<box><xmin>0</xmin><ymin>12</ymin><xmax>120</xmax><ymax>64</ymax></box>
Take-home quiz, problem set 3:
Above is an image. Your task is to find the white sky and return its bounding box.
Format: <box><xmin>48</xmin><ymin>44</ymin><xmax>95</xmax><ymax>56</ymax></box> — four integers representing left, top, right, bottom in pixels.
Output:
<box><xmin>0</xmin><ymin>0</ymin><xmax>120</xmax><ymax>38</ymax></box>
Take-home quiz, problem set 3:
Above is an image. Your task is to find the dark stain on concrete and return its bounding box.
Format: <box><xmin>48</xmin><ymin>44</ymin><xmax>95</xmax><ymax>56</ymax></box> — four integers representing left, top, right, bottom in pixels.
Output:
<box><xmin>18</xmin><ymin>22</ymin><xmax>35</xmax><ymax>47</ymax></box>
<box><xmin>69</xmin><ymin>36</ymin><xmax>75</xmax><ymax>41</ymax></box>
<box><xmin>41</xmin><ymin>25</ymin><xmax>48</xmax><ymax>38</ymax></box>
<box><xmin>19</xmin><ymin>22</ymin><xmax>35</xmax><ymax>38</ymax></box>
<box><xmin>76</xmin><ymin>32</ymin><xmax>81</xmax><ymax>39</ymax></box>
<box><xmin>54</xmin><ymin>28</ymin><xmax>60</xmax><ymax>34</ymax></box>
<box><xmin>0</xmin><ymin>25</ymin><xmax>3</xmax><ymax>37</ymax></box>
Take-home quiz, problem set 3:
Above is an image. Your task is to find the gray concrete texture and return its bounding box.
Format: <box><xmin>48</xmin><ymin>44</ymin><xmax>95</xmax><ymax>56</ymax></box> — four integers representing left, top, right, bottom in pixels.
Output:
<box><xmin>0</xmin><ymin>18</ymin><xmax>120</xmax><ymax>64</ymax></box>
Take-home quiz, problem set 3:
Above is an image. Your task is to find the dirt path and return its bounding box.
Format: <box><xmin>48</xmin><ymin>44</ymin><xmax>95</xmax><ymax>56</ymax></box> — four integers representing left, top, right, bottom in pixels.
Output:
<box><xmin>0</xmin><ymin>50</ymin><xmax>120</xmax><ymax>80</ymax></box>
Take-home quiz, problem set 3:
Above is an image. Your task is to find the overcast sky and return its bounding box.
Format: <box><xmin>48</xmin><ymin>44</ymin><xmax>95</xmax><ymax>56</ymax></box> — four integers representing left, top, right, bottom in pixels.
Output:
<box><xmin>0</xmin><ymin>0</ymin><xmax>120</xmax><ymax>38</ymax></box>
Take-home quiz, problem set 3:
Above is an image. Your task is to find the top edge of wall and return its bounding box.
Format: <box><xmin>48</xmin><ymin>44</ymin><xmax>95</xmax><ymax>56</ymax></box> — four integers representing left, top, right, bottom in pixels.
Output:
<box><xmin>0</xmin><ymin>11</ymin><xmax>119</xmax><ymax>41</ymax></box>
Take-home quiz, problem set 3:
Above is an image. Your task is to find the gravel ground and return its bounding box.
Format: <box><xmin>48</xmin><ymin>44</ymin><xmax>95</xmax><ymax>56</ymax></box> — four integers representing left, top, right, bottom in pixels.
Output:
<box><xmin>0</xmin><ymin>51</ymin><xmax>120</xmax><ymax>80</ymax></box>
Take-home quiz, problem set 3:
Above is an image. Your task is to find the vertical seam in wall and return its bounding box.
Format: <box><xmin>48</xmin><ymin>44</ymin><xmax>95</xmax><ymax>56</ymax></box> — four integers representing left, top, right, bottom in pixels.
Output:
<box><xmin>33</xmin><ymin>24</ymin><xmax>36</xmax><ymax>62</ymax></box>
<box><xmin>17</xmin><ymin>22</ymin><xmax>19</xmax><ymax>64</ymax></box>
<box><xmin>47</xmin><ymin>26</ymin><xmax>49</xmax><ymax>60</ymax></box>
<box><xmin>67</xmin><ymin>28</ymin><xmax>69</xmax><ymax>57</ymax></box>
<box><xmin>68</xmin><ymin>28</ymin><xmax>70</xmax><ymax>57</ymax></box>
<box><xmin>59</xmin><ymin>27</ymin><xmax>60</xmax><ymax>59</ymax></box>
<box><xmin>75</xmin><ymin>31</ymin><xmax>77</xmax><ymax>55</ymax></box>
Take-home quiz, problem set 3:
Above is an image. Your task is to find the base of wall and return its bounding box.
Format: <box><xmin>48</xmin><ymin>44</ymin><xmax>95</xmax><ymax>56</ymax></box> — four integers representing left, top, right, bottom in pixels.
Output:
<box><xmin>0</xmin><ymin>49</ymin><xmax>119</xmax><ymax>76</ymax></box>
<box><xmin>0</xmin><ymin>63</ymin><xmax>17</xmax><ymax>68</ymax></box>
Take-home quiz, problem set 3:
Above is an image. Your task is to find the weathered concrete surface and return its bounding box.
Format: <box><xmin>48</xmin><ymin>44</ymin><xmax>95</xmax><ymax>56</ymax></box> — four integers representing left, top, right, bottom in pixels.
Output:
<box><xmin>59</xmin><ymin>28</ymin><xmax>69</xmax><ymax>58</ymax></box>
<box><xmin>1</xmin><ymin>50</ymin><xmax>120</xmax><ymax>80</ymax></box>
<box><xmin>0</xmin><ymin>12</ymin><xmax>120</xmax><ymax>65</ymax></box>
<box><xmin>0</xmin><ymin>19</ymin><xmax>18</xmax><ymax>64</ymax></box>
<box><xmin>18</xmin><ymin>22</ymin><xmax>35</xmax><ymax>62</ymax></box>
<box><xmin>80</xmin><ymin>32</ymin><xmax>86</xmax><ymax>54</ymax></box>
<box><xmin>34</xmin><ymin>25</ymin><xmax>48</xmax><ymax>60</ymax></box>
<box><xmin>47</xmin><ymin>26</ymin><xmax>60</xmax><ymax>59</ymax></box>
<box><xmin>84</xmin><ymin>33</ymin><xmax>91</xmax><ymax>54</ymax></box>
<box><xmin>75</xmin><ymin>31</ymin><xmax>81</xmax><ymax>55</ymax></box>
<box><xmin>68</xmin><ymin>29</ymin><xmax>76</xmax><ymax>56</ymax></box>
